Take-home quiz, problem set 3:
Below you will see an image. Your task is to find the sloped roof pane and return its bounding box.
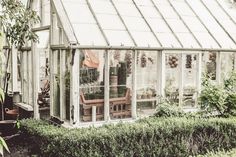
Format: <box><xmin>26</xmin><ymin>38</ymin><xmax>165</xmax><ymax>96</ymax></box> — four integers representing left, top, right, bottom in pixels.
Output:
<box><xmin>104</xmin><ymin>30</ymin><xmax>134</xmax><ymax>46</ymax></box>
<box><xmin>194</xmin><ymin>32</ymin><xmax>219</xmax><ymax>48</ymax></box>
<box><xmin>62</xmin><ymin>0</ymin><xmax>107</xmax><ymax>45</ymax></box>
<box><xmin>73</xmin><ymin>24</ymin><xmax>106</xmax><ymax>45</ymax></box>
<box><xmin>130</xmin><ymin>31</ymin><xmax>160</xmax><ymax>47</ymax></box>
<box><xmin>59</xmin><ymin>0</ymin><xmax>236</xmax><ymax>49</ymax></box>
<box><xmin>88</xmin><ymin>0</ymin><xmax>134</xmax><ymax>46</ymax></box>
<box><xmin>176</xmin><ymin>33</ymin><xmax>200</xmax><ymax>48</ymax></box>
<box><xmin>156</xmin><ymin>33</ymin><xmax>181</xmax><ymax>47</ymax></box>
<box><xmin>186</xmin><ymin>0</ymin><xmax>236</xmax><ymax>48</ymax></box>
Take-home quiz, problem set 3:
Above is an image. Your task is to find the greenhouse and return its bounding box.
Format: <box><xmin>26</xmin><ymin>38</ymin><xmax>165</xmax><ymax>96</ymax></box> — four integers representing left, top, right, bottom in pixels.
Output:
<box><xmin>2</xmin><ymin>0</ymin><xmax>236</xmax><ymax>127</ymax></box>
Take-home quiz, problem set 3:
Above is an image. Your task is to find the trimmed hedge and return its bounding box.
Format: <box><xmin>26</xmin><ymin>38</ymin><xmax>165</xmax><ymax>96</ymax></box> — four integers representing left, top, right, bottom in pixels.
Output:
<box><xmin>20</xmin><ymin>117</ymin><xmax>236</xmax><ymax>157</ymax></box>
<box><xmin>197</xmin><ymin>148</ymin><xmax>236</xmax><ymax>157</ymax></box>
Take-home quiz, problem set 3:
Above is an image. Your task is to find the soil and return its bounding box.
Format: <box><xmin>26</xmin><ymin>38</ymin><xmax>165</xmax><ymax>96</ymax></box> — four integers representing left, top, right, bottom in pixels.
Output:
<box><xmin>3</xmin><ymin>133</ymin><xmax>38</xmax><ymax>157</ymax></box>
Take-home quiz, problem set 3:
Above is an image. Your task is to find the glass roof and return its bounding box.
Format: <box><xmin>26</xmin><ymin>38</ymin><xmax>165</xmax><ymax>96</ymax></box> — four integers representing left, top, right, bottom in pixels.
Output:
<box><xmin>60</xmin><ymin>0</ymin><xmax>236</xmax><ymax>49</ymax></box>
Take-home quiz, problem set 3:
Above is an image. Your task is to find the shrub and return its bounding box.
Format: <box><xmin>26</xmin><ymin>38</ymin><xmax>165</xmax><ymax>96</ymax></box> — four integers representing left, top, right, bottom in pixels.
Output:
<box><xmin>20</xmin><ymin>117</ymin><xmax>236</xmax><ymax>157</ymax></box>
<box><xmin>197</xmin><ymin>148</ymin><xmax>236</xmax><ymax>157</ymax></box>
<box><xmin>200</xmin><ymin>72</ymin><xmax>236</xmax><ymax>117</ymax></box>
<box><xmin>154</xmin><ymin>100</ymin><xmax>185</xmax><ymax>117</ymax></box>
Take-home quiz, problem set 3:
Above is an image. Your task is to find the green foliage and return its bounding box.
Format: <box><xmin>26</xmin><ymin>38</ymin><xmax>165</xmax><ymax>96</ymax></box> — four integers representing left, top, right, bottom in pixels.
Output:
<box><xmin>20</xmin><ymin>117</ymin><xmax>236</xmax><ymax>157</ymax></box>
<box><xmin>0</xmin><ymin>87</ymin><xmax>5</xmax><ymax>105</ymax></box>
<box><xmin>155</xmin><ymin>99</ymin><xmax>185</xmax><ymax>117</ymax></box>
<box><xmin>200</xmin><ymin>72</ymin><xmax>236</xmax><ymax>117</ymax></box>
<box><xmin>0</xmin><ymin>0</ymin><xmax>40</xmax><ymax>47</ymax></box>
<box><xmin>197</xmin><ymin>148</ymin><xmax>236</xmax><ymax>157</ymax></box>
<box><xmin>0</xmin><ymin>136</ymin><xmax>10</xmax><ymax>156</ymax></box>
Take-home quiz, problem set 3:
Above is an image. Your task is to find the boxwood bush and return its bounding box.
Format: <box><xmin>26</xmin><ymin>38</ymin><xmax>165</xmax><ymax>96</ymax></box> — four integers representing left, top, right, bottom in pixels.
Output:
<box><xmin>20</xmin><ymin>117</ymin><xmax>236</xmax><ymax>157</ymax></box>
<box><xmin>197</xmin><ymin>148</ymin><xmax>236</xmax><ymax>157</ymax></box>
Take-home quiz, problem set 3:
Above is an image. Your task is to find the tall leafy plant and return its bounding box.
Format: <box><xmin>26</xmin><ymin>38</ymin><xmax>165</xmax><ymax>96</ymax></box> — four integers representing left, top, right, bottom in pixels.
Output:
<box><xmin>0</xmin><ymin>0</ymin><xmax>40</xmax><ymax>48</ymax></box>
<box><xmin>200</xmin><ymin>72</ymin><xmax>236</xmax><ymax>117</ymax></box>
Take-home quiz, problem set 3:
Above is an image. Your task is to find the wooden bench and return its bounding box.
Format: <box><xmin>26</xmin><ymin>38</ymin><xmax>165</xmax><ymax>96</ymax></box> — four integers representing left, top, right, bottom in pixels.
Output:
<box><xmin>80</xmin><ymin>88</ymin><xmax>131</xmax><ymax>122</ymax></box>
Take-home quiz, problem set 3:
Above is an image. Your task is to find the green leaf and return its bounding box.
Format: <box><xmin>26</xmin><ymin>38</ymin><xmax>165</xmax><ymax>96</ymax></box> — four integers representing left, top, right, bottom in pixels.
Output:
<box><xmin>0</xmin><ymin>136</ymin><xmax>10</xmax><ymax>153</ymax></box>
<box><xmin>0</xmin><ymin>144</ymin><xmax>3</xmax><ymax>156</ymax></box>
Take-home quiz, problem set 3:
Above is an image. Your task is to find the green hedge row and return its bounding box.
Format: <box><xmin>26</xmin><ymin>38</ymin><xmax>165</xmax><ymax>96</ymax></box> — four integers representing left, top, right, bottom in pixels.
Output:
<box><xmin>197</xmin><ymin>148</ymin><xmax>236</xmax><ymax>157</ymax></box>
<box><xmin>20</xmin><ymin>117</ymin><xmax>236</xmax><ymax>157</ymax></box>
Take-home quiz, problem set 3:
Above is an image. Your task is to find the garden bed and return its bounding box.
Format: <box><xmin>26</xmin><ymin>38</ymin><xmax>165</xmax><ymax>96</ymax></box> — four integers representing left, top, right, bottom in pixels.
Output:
<box><xmin>20</xmin><ymin>117</ymin><xmax>236</xmax><ymax>157</ymax></box>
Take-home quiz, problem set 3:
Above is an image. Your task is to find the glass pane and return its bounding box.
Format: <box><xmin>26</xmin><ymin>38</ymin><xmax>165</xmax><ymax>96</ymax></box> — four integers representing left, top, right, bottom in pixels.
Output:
<box><xmin>96</xmin><ymin>14</ymin><xmax>126</xmax><ymax>30</ymax></box>
<box><xmin>156</xmin><ymin>4</ymin><xmax>179</xmax><ymax>19</ymax></box>
<box><xmin>122</xmin><ymin>17</ymin><xmax>150</xmax><ymax>31</ymax></box>
<box><xmin>182</xmin><ymin>53</ymin><xmax>198</xmax><ymax>107</ymax></box>
<box><xmin>63</xmin><ymin>3</ymin><xmax>96</xmax><ymax>24</ymax></box>
<box><xmin>202</xmin><ymin>0</ymin><xmax>229</xmax><ymax>20</ymax></box>
<box><xmin>170</xmin><ymin>1</ymin><xmax>195</xmax><ymax>16</ymax></box>
<box><xmin>35</xmin><ymin>30</ymin><xmax>50</xmax><ymax>117</ymax></box>
<box><xmin>182</xmin><ymin>17</ymin><xmax>206</xmax><ymax>32</ymax></box>
<box><xmin>221</xmin><ymin>52</ymin><xmax>235</xmax><ymax>82</ymax></box>
<box><xmin>109</xmin><ymin>50</ymin><xmax>132</xmax><ymax>120</ymax></box>
<box><xmin>104</xmin><ymin>30</ymin><xmax>134</xmax><ymax>46</ymax></box>
<box><xmin>165</xmin><ymin>53</ymin><xmax>180</xmax><ymax>104</ymax></box>
<box><xmin>202</xmin><ymin>52</ymin><xmax>217</xmax><ymax>81</ymax></box>
<box><xmin>138</xmin><ymin>6</ymin><xmax>162</xmax><ymax>18</ymax></box>
<box><xmin>134</xmin><ymin>0</ymin><xmax>153</xmax><ymax>6</ymax></box>
<box><xmin>113</xmin><ymin>2</ymin><xmax>141</xmax><ymax>17</ymax></box>
<box><xmin>79</xmin><ymin>50</ymin><xmax>105</xmax><ymax>122</ymax></box>
<box><xmin>176</xmin><ymin>33</ymin><xmax>200</xmax><ymax>48</ymax></box>
<box><xmin>136</xmin><ymin>51</ymin><xmax>158</xmax><ymax>118</ymax></box>
<box><xmin>146</xmin><ymin>18</ymin><xmax>171</xmax><ymax>33</ymax></box>
<box><xmin>130</xmin><ymin>31</ymin><xmax>160</xmax><ymax>47</ymax></box>
<box><xmin>187</xmin><ymin>0</ymin><xmax>236</xmax><ymax>48</ymax></box>
<box><xmin>73</xmin><ymin>24</ymin><xmax>107</xmax><ymax>45</ymax></box>
<box><xmin>194</xmin><ymin>32</ymin><xmax>219</xmax><ymax>48</ymax></box>
<box><xmin>89</xmin><ymin>0</ymin><xmax>116</xmax><ymax>14</ymax></box>
<box><xmin>156</xmin><ymin>33</ymin><xmax>182</xmax><ymax>48</ymax></box>
<box><xmin>166</xmin><ymin>19</ymin><xmax>189</xmax><ymax>33</ymax></box>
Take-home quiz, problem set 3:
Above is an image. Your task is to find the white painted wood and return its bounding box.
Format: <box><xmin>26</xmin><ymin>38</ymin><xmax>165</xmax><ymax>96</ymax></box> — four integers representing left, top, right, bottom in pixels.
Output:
<box><xmin>51</xmin><ymin>0</ymin><xmax>77</xmax><ymax>44</ymax></box>
<box><xmin>22</xmin><ymin>51</ymin><xmax>28</xmax><ymax>103</ymax></box>
<box><xmin>92</xmin><ymin>106</ymin><xmax>96</xmax><ymax>122</ymax></box>
<box><xmin>104</xmin><ymin>50</ymin><xmax>110</xmax><ymax>121</ymax></box>
<box><xmin>11</xmin><ymin>47</ymin><xmax>18</xmax><ymax>92</ymax></box>
<box><xmin>161</xmin><ymin>51</ymin><xmax>166</xmax><ymax>96</ymax></box>
<box><xmin>197</xmin><ymin>52</ymin><xmax>202</xmax><ymax>94</ymax></box>
<box><xmin>70</xmin><ymin>49</ymin><xmax>80</xmax><ymax>125</ymax></box>
<box><xmin>27</xmin><ymin>51</ymin><xmax>33</xmax><ymax>106</ymax></box>
<box><xmin>16</xmin><ymin>103</ymin><xmax>33</xmax><ymax>111</ymax></box>
<box><xmin>32</xmin><ymin>42</ymin><xmax>40</xmax><ymax>119</ymax></box>
<box><xmin>49</xmin><ymin>50</ymin><xmax>54</xmax><ymax>117</ymax></box>
<box><xmin>179</xmin><ymin>53</ymin><xmax>184</xmax><ymax>106</ymax></box>
<box><xmin>216</xmin><ymin>51</ymin><xmax>221</xmax><ymax>84</ymax></box>
<box><xmin>60</xmin><ymin>50</ymin><xmax>66</xmax><ymax>120</ymax></box>
<box><xmin>157</xmin><ymin>51</ymin><xmax>162</xmax><ymax>100</ymax></box>
<box><xmin>131</xmin><ymin>50</ymin><xmax>137</xmax><ymax>119</ymax></box>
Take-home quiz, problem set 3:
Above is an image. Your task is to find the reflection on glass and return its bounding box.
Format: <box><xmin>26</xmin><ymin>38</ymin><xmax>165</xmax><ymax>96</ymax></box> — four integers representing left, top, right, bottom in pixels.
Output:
<box><xmin>183</xmin><ymin>54</ymin><xmax>198</xmax><ymax>107</ymax></box>
<box><xmin>109</xmin><ymin>50</ymin><xmax>132</xmax><ymax>120</ymax></box>
<box><xmin>136</xmin><ymin>51</ymin><xmax>158</xmax><ymax>118</ymax></box>
<box><xmin>221</xmin><ymin>52</ymin><xmax>235</xmax><ymax>82</ymax></box>
<box><xmin>79</xmin><ymin>50</ymin><xmax>105</xmax><ymax>122</ymax></box>
<box><xmin>165</xmin><ymin>53</ymin><xmax>180</xmax><ymax>104</ymax></box>
<box><xmin>202</xmin><ymin>52</ymin><xmax>217</xmax><ymax>80</ymax></box>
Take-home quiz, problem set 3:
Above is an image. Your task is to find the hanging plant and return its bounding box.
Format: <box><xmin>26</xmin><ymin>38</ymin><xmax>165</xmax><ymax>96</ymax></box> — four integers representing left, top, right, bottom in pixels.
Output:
<box><xmin>141</xmin><ymin>53</ymin><xmax>147</xmax><ymax>68</ymax></box>
<box><xmin>168</xmin><ymin>55</ymin><xmax>178</xmax><ymax>68</ymax></box>
<box><xmin>185</xmin><ymin>55</ymin><xmax>192</xmax><ymax>69</ymax></box>
<box><xmin>113</xmin><ymin>50</ymin><xmax>121</xmax><ymax>62</ymax></box>
<box><xmin>125</xmin><ymin>51</ymin><xmax>132</xmax><ymax>74</ymax></box>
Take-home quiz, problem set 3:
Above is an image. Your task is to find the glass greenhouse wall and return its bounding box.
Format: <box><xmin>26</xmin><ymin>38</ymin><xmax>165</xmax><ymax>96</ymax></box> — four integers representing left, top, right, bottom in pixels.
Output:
<box><xmin>4</xmin><ymin>0</ymin><xmax>236</xmax><ymax>126</ymax></box>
